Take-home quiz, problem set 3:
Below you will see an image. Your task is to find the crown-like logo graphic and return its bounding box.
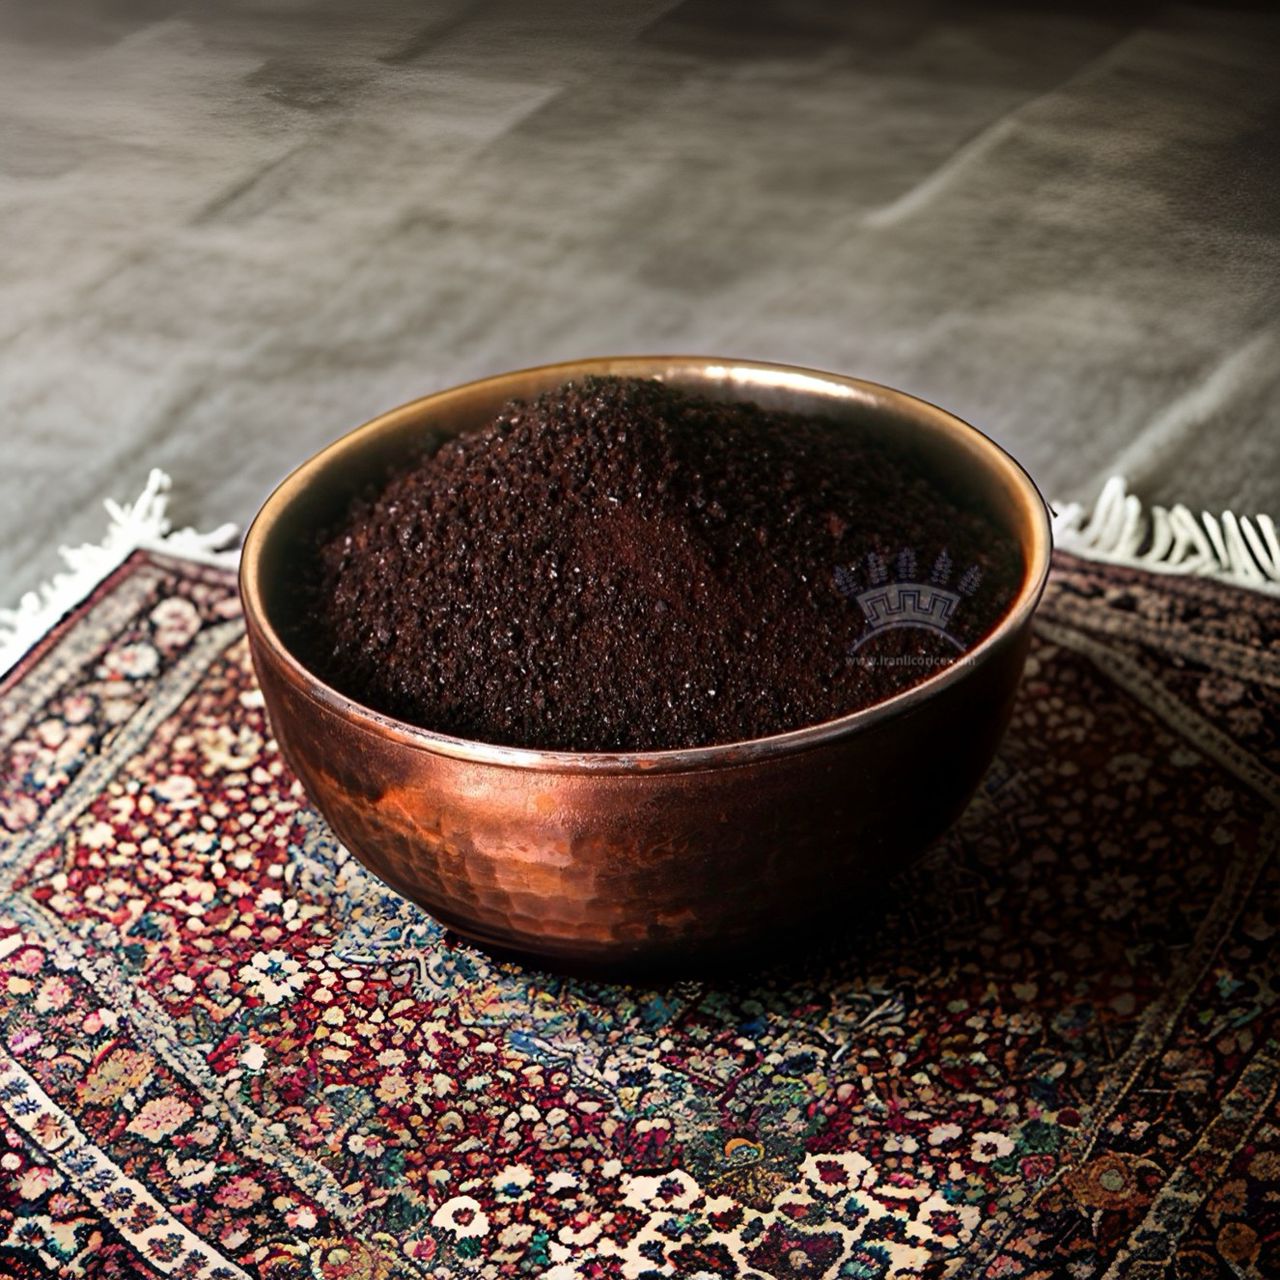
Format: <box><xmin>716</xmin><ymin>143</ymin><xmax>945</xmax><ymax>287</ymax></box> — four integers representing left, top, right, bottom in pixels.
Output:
<box><xmin>836</xmin><ymin>547</ymin><xmax>982</xmax><ymax>653</ymax></box>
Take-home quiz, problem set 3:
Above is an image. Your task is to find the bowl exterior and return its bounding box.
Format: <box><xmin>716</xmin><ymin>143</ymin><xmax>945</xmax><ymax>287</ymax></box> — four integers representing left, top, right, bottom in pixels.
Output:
<box><xmin>245</xmin><ymin>611</ymin><xmax>1031</xmax><ymax>966</ymax></box>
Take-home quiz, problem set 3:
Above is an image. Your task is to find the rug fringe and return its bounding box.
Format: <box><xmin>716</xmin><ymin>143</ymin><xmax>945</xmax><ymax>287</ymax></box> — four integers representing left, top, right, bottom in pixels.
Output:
<box><xmin>1052</xmin><ymin>476</ymin><xmax>1280</xmax><ymax>596</ymax></box>
<box><xmin>3</xmin><ymin>469</ymin><xmax>1278</xmax><ymax>676</ymax></box>
<box><xmin>0</xmin><ymin>470</ymin><xmax>240</xmax><ymax>675</ymax></box>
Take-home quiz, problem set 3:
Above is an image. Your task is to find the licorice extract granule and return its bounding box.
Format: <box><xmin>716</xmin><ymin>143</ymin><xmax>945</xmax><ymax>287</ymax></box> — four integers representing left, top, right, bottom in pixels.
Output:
<box><xmin>302</xmin><ymin>376</ymin><xmax>1021</xmax><ymax>751</ymax></box>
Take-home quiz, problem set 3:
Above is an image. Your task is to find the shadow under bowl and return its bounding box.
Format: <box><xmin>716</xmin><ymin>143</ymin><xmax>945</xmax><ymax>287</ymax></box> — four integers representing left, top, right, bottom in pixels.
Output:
<box><xmin>239</xmin><ymin>356</ymin><xmax>1052</xmax><ymax>970</ymax></box>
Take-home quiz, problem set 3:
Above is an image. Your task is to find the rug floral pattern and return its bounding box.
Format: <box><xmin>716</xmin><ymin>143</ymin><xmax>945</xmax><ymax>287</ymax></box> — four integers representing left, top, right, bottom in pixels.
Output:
<box><xmin>0</xmin><ymin>551</ymin><xmax>1277</xmax><ymax>1278</ymax></box>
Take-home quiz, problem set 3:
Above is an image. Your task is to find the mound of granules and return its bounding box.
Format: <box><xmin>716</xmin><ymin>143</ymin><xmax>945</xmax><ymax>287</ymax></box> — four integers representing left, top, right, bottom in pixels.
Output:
<box><xmin>302</xmin><ymin>376</ymin><xmax>1022</xmax><ymax>751</ymax></box>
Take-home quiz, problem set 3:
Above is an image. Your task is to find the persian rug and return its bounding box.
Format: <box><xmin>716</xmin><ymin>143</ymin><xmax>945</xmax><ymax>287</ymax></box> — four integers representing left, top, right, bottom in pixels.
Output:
<box><xmin>0</xmin><ymin>543</ymin><xmax>1277</xmax><ymax>1280</ymax></box>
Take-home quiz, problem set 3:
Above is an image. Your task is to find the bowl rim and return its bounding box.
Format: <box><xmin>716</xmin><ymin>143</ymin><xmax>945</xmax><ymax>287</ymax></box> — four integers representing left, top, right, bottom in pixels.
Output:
<box><xmin>240</xmin><ymin>355</ymin><xmax>1053</xmax><ymax>774</ymax></box>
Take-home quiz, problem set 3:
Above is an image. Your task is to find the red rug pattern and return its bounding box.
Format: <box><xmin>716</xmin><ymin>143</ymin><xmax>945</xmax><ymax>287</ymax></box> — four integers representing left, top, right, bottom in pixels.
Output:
<box><xmin>0</xmin><ymin>550</ymin><xmax>1277</xmax><ymax>1278</ymax></box>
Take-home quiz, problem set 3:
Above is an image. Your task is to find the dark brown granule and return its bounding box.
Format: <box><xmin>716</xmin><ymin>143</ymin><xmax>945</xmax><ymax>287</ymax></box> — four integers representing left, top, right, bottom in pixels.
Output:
<box><xmin>301</xmin><ymin>377</ymin><xmax>1022</xmax><ymax>752</ymax></box>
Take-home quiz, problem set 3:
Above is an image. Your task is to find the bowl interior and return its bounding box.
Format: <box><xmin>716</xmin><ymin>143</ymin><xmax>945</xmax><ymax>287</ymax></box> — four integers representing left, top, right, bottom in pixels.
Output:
<box><xmin>243</xmin><ymin>357</ymin><xmax>1051</xmax><ymax>763</ymax></box>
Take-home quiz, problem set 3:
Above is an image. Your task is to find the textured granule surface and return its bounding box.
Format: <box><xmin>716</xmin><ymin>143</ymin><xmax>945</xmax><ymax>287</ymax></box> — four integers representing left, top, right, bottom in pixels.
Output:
<box><xmin>303</xmin><ymin>377</ymin><xmax>1022</xmax><ymax>751</ymax></box>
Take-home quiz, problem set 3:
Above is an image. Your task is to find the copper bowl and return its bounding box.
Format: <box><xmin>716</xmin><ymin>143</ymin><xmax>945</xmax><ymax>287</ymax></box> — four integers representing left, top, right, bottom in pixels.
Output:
<box><xmin>240</xmin><ymin>357</ymin><xmax>1051</xmax><ymax>968</ymax></box>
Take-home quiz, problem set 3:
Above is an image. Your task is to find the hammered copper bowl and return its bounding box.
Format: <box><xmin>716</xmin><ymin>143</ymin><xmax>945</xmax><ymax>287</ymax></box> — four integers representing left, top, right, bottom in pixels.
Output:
<box><xmin>240</xmin><ymin>357</ymin><xmax>1051</xmax><ymax>969</ymax></box>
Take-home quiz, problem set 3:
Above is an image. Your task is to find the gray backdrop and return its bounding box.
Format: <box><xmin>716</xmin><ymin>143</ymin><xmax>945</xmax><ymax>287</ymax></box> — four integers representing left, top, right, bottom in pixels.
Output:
<box><xmin>3</xmin><ymin>1</ymin><xmax>1278</xmax><ymax>601</ymax></box>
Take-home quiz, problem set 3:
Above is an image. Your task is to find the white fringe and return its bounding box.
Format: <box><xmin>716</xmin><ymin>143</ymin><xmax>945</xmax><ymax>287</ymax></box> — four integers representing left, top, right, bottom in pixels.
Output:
<box><xmin>1052</xmin><ymin>476</ymin><xmax>1280</xmax><ymax>596</ymax></box>
<box><xmin>0</xmin><ymin>470</ymin><xmax>240</xmax><ymax>676</ymax></box>
<box><xmin>2</xmin><ymin>470</ymin><xmax>1276</xmax><ymax>678</ymax></box>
